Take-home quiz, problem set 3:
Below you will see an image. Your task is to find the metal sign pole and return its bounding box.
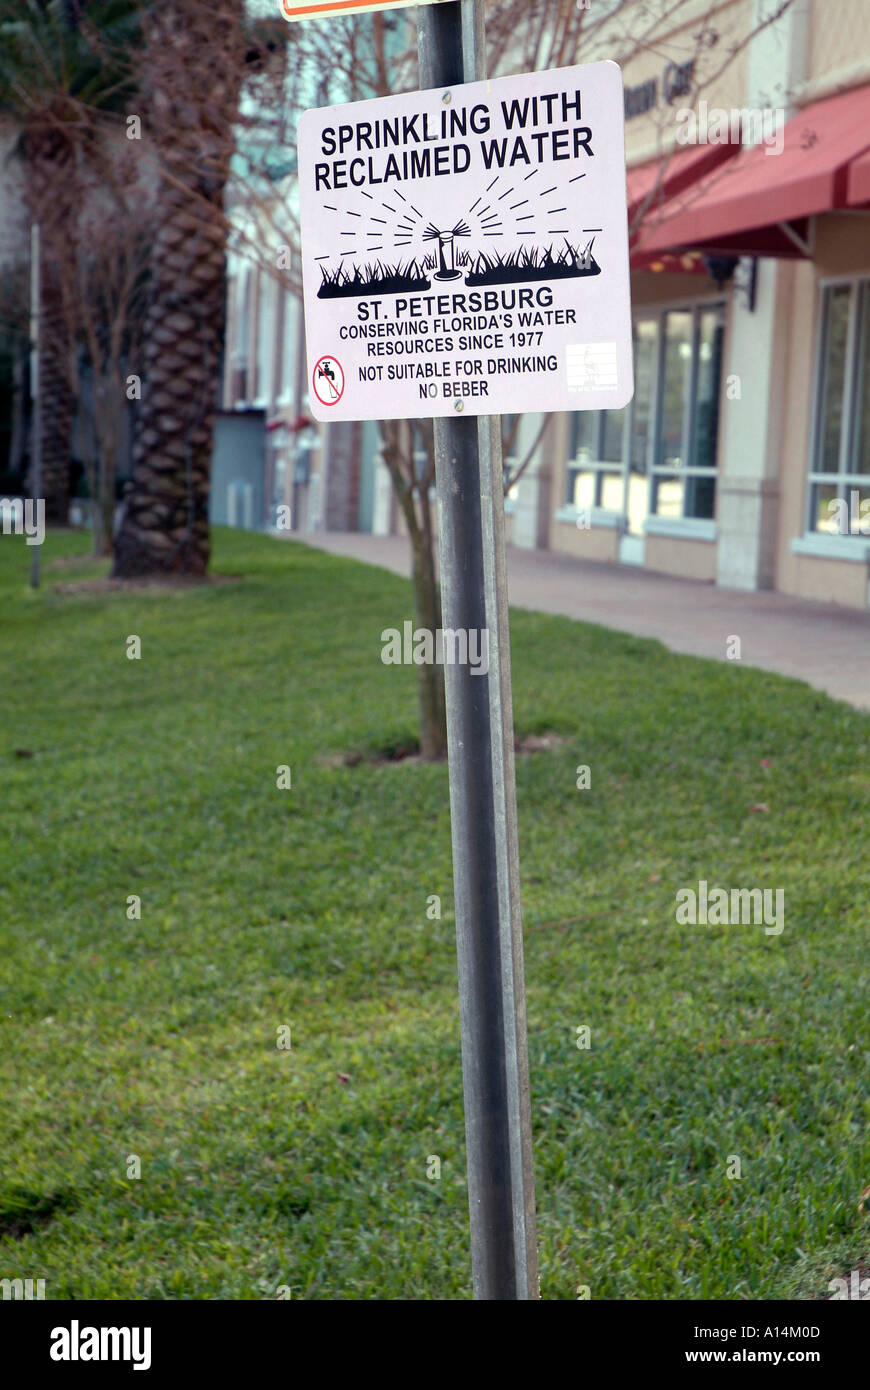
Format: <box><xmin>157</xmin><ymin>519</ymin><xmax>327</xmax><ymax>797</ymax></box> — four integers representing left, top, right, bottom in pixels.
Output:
<box><xmin>29</xmin><ymin>222</ymin><xmax>41</xmax><ymax>591</ymax></box>
<box><xmin>417</xmin><ymin>0</ymin><xmax>538</xmax><ymax>1301</ymax></box>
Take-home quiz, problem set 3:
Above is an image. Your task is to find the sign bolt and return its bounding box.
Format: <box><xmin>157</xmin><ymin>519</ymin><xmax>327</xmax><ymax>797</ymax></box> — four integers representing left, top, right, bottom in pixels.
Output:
<box><xmin>454</xmin><ymin>400</ymin><xmax>464</xmax><ymax>412</ymax></box>
<box><xmin>442</xmin><ymin>90</ymin><xmax>451</xmax><ymax>104</ymax></box>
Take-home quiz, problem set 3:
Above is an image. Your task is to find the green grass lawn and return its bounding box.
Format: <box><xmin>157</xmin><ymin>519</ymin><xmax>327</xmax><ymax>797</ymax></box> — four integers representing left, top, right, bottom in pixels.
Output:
<box><xmin>0</xmin><ymin>525</ymin><xmax>867</xmax><ymax>1300</ymax></box>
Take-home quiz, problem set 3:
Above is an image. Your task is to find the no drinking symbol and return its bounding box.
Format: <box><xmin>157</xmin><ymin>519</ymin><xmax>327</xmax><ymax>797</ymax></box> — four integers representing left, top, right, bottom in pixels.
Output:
<box><xmin>313</xmin><ymin>355</ymin><xmax>345</xmax><ymax>406</ymax></box>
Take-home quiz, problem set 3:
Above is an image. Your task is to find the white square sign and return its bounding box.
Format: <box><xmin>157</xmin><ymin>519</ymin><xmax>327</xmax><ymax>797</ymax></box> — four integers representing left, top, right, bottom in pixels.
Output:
<box><xmin>297</xmin><ymin>61</ymin><xmax>633</xmax><ymax>421</ymax></box>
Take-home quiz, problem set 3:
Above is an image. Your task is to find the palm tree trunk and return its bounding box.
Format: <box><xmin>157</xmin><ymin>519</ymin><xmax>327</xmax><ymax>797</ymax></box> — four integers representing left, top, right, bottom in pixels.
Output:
<box><xmin>112</xmin><ymin>0</ymin><xmax>244</xmax><ymax>578</ymax></box>
<box><xmin>27</xmin><ymin>143</ymin><xmax>75</xmax><ymax>526</ymax></box>
<box><xmin>37</xmin><ymin>284</ymin><xmax>73</xmax><ymax>525</ymax></box>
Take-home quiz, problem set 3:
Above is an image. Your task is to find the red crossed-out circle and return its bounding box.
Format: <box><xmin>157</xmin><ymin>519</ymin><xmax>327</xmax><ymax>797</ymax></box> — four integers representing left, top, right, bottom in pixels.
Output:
<box><xmin>312</xmin><ymin>355</ymin><xmax>345</xmax><ymax>407</ymax></box>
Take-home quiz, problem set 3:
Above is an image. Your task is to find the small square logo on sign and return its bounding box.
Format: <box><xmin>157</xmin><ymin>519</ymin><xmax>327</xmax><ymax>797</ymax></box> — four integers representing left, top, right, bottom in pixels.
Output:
<box><xmin>297</xmin><ymin>60</ymin><xmax>633</xmax><ymax>422</ymax></box>
<box><xmin>567</xmin><ymin>343</ymin><xmax>618</xmax><ymax>392</ymax></box>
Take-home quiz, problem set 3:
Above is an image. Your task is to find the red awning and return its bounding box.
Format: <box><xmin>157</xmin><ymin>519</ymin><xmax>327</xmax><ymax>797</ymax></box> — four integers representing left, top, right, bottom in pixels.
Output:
<box><xmin>634</xmin><ymin>84</ymin><xmax>870</xmax><ymax>260</ymax></box>
<box><xmin>627</xmin><ymin>143</ymin><xmax>739</xmax><ymax>274</ymax></box>
<box><xmin>847</xmin><ymin>147</ymin><xmax>870</xmax><ymax>207</ymax></box>
<box><xmin>626</xmin><ymin>141</ymin><xmax>738</xmax><ymax>223</ymax></box>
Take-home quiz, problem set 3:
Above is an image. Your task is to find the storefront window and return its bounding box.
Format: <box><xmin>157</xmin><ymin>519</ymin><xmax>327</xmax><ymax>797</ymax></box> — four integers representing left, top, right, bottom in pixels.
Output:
<box><xmin>853</xmin><ymin>284</ymin><xmax>870</xmax><ymax>477</ymax></box>
<box><xmin>626</xmin><ymin>321</ymin><xmax>656</xmax><ymax>535</ymax></box>
<box><xmin>631</xmin><ymin>322</ymin><xmax>656</xmax><ymax>471</ymax></box>
<box><xmin>601</xmin><ymin>409</ymin><xmax>626</xmax><ymax>463</ymax></box>
<box><xmin>808</xmin><ymin>280</ymin><xmax>870</xmax><ymax>535</ymax></box>
<box><xmin>692</xmin><ymin>309</ymin><xmax>724</xmax><ymax>471</ymax></box>
<box><xmin>659</xmin><ymin>311</ymin><xmax>692</xmax><ymax>470</ymax></box>
<box><xmin>651</xmin><ymin>304</ymin><xmax>724</xmax><ymax>521</ymax></box>
<box><xmin>816</xmin><ymin>285</ymin><xmax>850</xmax><ymax>475</ymax></box>
<box><xmin>567</xmin><ymin>303</ymin><xmax>725</xmax><ymax>528</ymax></box>
<box><xmin>810</xmin><ymin>481</ymin><xmax>840</xmax><ymax>532</ymax></box>
<box><xmin>566</xmin><ymin>408</ymin><xmax>626</xmax><ymax>512</ymax></box>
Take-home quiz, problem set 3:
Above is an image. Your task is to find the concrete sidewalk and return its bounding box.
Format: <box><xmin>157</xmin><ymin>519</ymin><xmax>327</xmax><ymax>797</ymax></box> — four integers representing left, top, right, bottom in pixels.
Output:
<box><xmin>290</xmin><ymin>531</ymin><xmax>870</xmax><ymax>711</ymax></box>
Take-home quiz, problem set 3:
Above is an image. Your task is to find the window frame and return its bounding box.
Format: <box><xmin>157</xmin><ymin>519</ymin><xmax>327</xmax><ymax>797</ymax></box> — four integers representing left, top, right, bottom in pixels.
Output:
<box><xmin>649</xmin><ymin>302</ymin><xmax>724</xmax><ymax>522</ymax></box>
<box><xmin>804</xmin><ymin>275</ymin><xmax>870</xmax><ymax>539</ymax></box>
<box><xmin>565</xmin><ymin>407</ymin><xmax>630</xmax><ymax>511</ymax></box>
<box><xmin>564</xmin><ymin>294</ymin><xmax>726</xmax><ymax>527</ymax></box>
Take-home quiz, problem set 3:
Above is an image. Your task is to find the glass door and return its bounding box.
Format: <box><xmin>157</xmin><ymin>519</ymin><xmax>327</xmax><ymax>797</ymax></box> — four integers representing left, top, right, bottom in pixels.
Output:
<box><xmin>619</xmin><ymin>318</ymin><xmax>657</xmax><ymax>562</ymax></box>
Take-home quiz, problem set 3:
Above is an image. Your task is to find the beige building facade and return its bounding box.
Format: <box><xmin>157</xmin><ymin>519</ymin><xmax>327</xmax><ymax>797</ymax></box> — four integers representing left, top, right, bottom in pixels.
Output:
<box><xmin>535</xmin><ymin>0</ymin><xmax>870</xmax><ymax>611</ymax></box>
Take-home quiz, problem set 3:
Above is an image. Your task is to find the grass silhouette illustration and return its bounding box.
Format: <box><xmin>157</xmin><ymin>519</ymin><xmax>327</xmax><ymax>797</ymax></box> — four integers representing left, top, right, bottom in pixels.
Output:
<box><xmin>317</xmin><ymin>236</ymin><xmax>600</xmax><ymax>296</ymax></box>
<box><xmin>466</xmin><ymin>239</ymin><xmax>600</xmax><ymax>287</ymax></box>
<box><xmin>318</xmin><ymin>259</ymin><xmax>431</xmax><ymax>298</ymax></box>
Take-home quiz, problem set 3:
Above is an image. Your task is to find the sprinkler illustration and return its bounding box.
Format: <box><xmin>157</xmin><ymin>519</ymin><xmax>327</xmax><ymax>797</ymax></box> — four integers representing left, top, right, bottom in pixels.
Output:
<box><xmin>422</xmin><ymin>220</ymin><xmax>471</xmax><ymax>281</ymax></box>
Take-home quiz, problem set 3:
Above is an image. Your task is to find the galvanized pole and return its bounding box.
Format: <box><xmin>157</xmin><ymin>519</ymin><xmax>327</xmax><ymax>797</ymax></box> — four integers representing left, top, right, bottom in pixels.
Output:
<box><xmin>417</xmin><ymin>0</ymin><xmax>538</xmax><ymax>1301</ymax></box>
<box><xmin>291</xmin><ymin>294</ymin><xmax>307</xmax><ymax>531</ymax></box>
<box><xmin>29</xmin><ymin>222</ymin><xmax>41</xmax><ymax>590</ymax></box>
